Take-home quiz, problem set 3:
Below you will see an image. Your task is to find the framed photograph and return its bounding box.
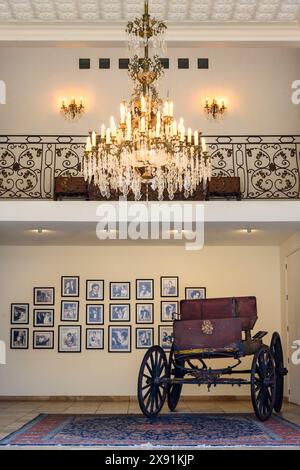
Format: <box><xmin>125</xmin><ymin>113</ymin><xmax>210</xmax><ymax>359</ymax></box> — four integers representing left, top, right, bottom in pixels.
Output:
<box><xmin>185</xmin><ymin>287</ymin><xmax>206</xmax><ymax>300</ymax></box>
<box><xmin>86</xmin><ymin>328</ymin><xmax>104</xmax><ymax>350</ymax></box>
<box><xmin>110</xmin><ymin>282</ymin><xmax>130</xmax><ymax>300</ymax></box>
<box><xmin>34</xmin><ymin>287</ymin><xmax>55</xmax><ymax>306</ymax></box>
<box><xmin>86</xmin><ymin>280</ymin><xmax>104</xmax><ymax>301</ymax></box>
<box><xmin>109</xmin><ymin>304</ymin><xmax>130</xmax><ymax>322</ymax></box>
<box><xmin>136</xmin><ymin>328</ymin><xmax>154</xmax><ymax>349</ymax></box>
<box><xmin>10</xmin><ymin>328</ymin><xmax>29</xmax><ymax>349</ymax></box>
<box><xmin>58</xmin><ymin>325</ymin><xmax>81</xmax><ymax>353</ymax></box>
<box><xmin>33</xmin><ymin>331</ymin><xmax>54</xmax><ymax>349</ymax></box>
<box><xmin>160</xmin><ymin>277</ymin><xmax>179</xmax><ymax>297</ymax></box>
<box><xmin>136</xmin><ymin>303</ymin><xmax>154</xmax><ymax>324</ymax></box>
<box><xmin>61</xmin><ymin>301</ymin><xmax>79</xmax><ymax>322</ymax></box>
<box><xmin>136</xmin><ymin>279</ymin><xmax>154</xmax><ymax>300</ymax></box>
<box><xmin>61</xmin><ymin>276</ymin><xmax>79</xmax><ymax>297</ymax></box>
<box><xmin>161</xmin><ymin>301</ymin><xmax>179</xmax><ymax>322</ymax></box>
<box><xmin>86</xmin><ymin>304</ymin><xmax>104</xmax><ymax>325</ymax></box>
<box><xmin>33</xmin><ymin>309</ymin><xmax>54</xmax><ymax>327</ymax></box>
<box><xmin>158</xmin><ymin>325</ymin><xmax>174</xmax><ymax>351</ymax></box>
<box><xmin>109</xmin><ymin>326</ymin><xmax>131</xmax><ymax>353</ymax></box>
<box><xmin>11</xmin><ymin>304</ymin><xmax>29</xmax><ymax>324</ymax></box>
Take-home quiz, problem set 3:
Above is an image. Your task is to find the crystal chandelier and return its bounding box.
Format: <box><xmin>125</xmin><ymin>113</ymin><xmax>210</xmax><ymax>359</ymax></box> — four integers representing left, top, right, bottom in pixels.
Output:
<box><xmin>83</xmin><ymin>0</ymin><xmax>211</xmax><ymax>201</ymax></box>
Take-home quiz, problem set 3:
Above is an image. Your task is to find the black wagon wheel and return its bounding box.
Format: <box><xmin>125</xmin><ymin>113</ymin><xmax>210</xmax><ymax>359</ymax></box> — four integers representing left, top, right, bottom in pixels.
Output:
<box><xmin>167</xmin><ymin>345</ymin><xmax>184</xmax><ymax>411</ymax></box>
<box><xmin>137</xmin><ymin>345</ymin><xmax>168</xmax><ymax>417</ymax></box>
<box><xmin>270</xmin><ymin>332</ymin><xmax>286</xmax><ymax>413</ymax></box>
<box><xmin>251</xmin><ymin>345</ymin><xmax>276</xmax><ymax>421</ymax></box>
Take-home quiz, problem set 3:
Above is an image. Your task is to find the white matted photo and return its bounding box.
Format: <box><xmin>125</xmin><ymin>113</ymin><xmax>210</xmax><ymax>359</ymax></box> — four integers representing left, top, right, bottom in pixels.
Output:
<box><xmin>161</xmin><ymin>301</ymin><xmax>178</xmax><ymax>322</ymax></box>
<box><xmin>11</xmin><ymin>304</ymin><xmax>29</xmax><ymax>324</ymax></box>
<box><xmin>33</xmin><ymin>309</ymin><xmax>54</xmax><ymax>327</ymax></box>
<box><xmin>136</xmin><ymin>303</ymin><xmax>154</xmax><ymax>324</ymax></box>
<box><xmin>61</xmin><ymin>301</ymin><xmax>79</xmax><ymax>322</ymax></box>
<box><xmin>185</xmin><ymin>287</ymin><xmax>206</xmax><ymax>300</ymax></box>
<box><xmin>58</xmin><ymin>325</ymin><xmax>81</xmax><ymax>353</ymax></box>
<box><xmin>136</xmin><ymin>279</ymin><xmax>154</xmax><ymax>300</ymax></box>
<box><xmin>34</xmin><ymin>287</ymin><xmax>55</xmax><ymax>305</ymax></box>
<box><xmin>109</xmin><ymin>304</ymin><xmax>130</xmax><ymax>322</ymax></box>
<box><xmin>110</xmin><ymin>282</ymin><xmax>130</xmax><ymax>300</ymax></box>
<box><xmin>10</xmin><ymin>328</ymin><xmax>29</xmax><ymax>349</ymax></box>
<box><xmin>86</xmin><ymin>328</ymin><xmax>104</xmax><ymax>350</ymax></box>
<box><xmin>86</xmin><ymin>280</ymin><xmax>104</xmax><ymax>301</ymax></box>
<box><xmin>86</xmin><ymin>304</ymin><xmax>104</xmax><ymax>325</ymax></box>
<box><xmin>61</xmin><ymin>276</ymin><xmax>79</xmax><ymax>297</ymax></box>
<box><xmin>136</xmin><ymin>328</ymin><xmax>154</xmax><ymax>349</ymax></box>
<box><xmin>109</xmin><ymin>326</ymin><xmax>131</xmax><ymax>352</ymax></box>
<box><xmin>158</xmin><ymin>325</ymin><xmax>174</xmax><ymax>351</ymax></box>
<box><xmin>33</xmin><ymin>331</ymin><xmax>54</xmax><ymax>349</ymax></box>
<box><xmin>160</xmin><ymin>277</ymin><xmax>179</xmax><ymax>297</ymax></box>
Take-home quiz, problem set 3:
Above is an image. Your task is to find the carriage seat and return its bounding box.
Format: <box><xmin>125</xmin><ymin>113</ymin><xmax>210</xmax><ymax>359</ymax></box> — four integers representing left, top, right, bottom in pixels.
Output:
<box><xmin>179</xmin><ymin>296</ymin><xmax>257</xmax><ymax>332</ymax></box>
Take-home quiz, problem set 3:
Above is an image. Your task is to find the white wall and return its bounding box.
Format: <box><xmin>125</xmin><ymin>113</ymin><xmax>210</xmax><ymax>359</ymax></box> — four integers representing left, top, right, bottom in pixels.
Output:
<box><xmin>0</xmin><ymin>46</ymin><xmax>299</xmax><ymax>135</ymax></box>
<box><xmin>0</xmin><ymin>244</ymin><xmax>281</xmax><ymax>397</ymax></box>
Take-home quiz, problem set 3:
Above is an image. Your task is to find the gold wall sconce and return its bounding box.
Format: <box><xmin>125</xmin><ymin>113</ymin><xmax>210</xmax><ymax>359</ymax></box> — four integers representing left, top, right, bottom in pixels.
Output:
<box><xmin>60</xmin><ymin>97</ymin><xmax>85</xmax><ymax>121</ymax></box>
<box><xmin>204</xmin><ymin>98</ymin><xmax>227</xmax><ymax>120</ymax></box>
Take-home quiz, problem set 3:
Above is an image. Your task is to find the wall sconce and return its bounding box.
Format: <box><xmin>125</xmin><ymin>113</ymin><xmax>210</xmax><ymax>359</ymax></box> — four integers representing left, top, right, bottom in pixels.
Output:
<box><xmin>204</xmin><ymin>98</ymin><xmax>227</xmax><ymax>120</ymax></box>
<box><xmin>60</xmin><ymin>97</ymin><xmax>85</xmax><ymax>121</ymax></box>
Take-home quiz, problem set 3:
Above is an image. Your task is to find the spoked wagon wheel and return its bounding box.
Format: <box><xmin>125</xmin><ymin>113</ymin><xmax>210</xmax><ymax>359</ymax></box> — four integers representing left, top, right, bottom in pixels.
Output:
<box><xmin>270</xmin><ymin>332</ymin><xmax>287</xmax><ymax>413</ymax></box>
<box><xmin>167</xmin><ymin>345</ymin><xmax>184</xmax><ymax>412</ymax></box>
<box><xmin>138</xmin><ymin>345</ymin><xmax>168</xmax><ymax>417</ymax></box>
<box><xmin>251</xmin><ymin>345</ymin><xmax>276</xmax><ymax>421</ymax></box>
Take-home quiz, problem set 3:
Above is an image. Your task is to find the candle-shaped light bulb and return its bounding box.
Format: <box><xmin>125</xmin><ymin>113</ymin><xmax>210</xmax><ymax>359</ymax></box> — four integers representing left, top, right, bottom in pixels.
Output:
<box><xmin>188</xmin><ymin>128</ymin><xmax>192</xmax><ymax>144</ymax></box>
<box><xmin>180</xmin><ymin>126</ymin><xmax>185</xmax><ymax>142</ymax></box>
<box><xmin>141</xmin><ymin>95</ymin><xmax>146</xmax><ymax>113</ymax></box>
<box><xmin>194</xmin><ymin>131</ymin><xmax>199</xmax><ymax>146</ymax></box>
<box><xmin>169</xmin><ymin>101</ymin><xmax>174</xmax><ymax>117</ymax></box>
<box><xmin>86</xmin><ymin>136</ymin><xmax>92</xmax><ymax>152</ymax></box>
<box><xmin>101</xmin><ymin>124</ymin><xmax>106</xmax><ymax>140</ymax></box>
<box><xmin>110</xmin><ymin>116</ymin><xmax>116</xmax><ymax>136</ymax></box>
<box><xmin>172</xmin><ymin>120</ymin><xmax>177</xmax><ymax>137</ymax></box>
<box><xmin>163</xmin><ymin>101</ymin><xmax>169</xmax><ymax>117</ymax></box>
<box><xmin>62</xmin><ymin>98</ymin><xmax>66</xmax><ymax>107</ymax></box>
<box><xmin>106</xmin><ymin>128</ymin><xmax>111</xmax><ymax>145</ymax></box>
<box><xmin>120</xmin><ymin>102</ymin><xmax>126</xmax><ymax>124</ymax></box>
<box><xmin>71</xmin><ymin>96</ymin><xmax>75</xmax><ymax>105</ymax></box>
<box><xmin>155</xmin><ymin>111</ymin><xmax>161</xmax><ymax>138</ymax></box>
<box><xmin>126</xmin><ymin>111</ymin><xmax>132</xmax><ymax>140</ymax></box>
<box><xmin>141</xmin><ymin>116</ymin><xmax>146</xmax><ymax>133</ymax></box>
<box><xmin>92</xmin><ymin>131</ymin><xmax>96</xmax><ymax>147</ymax></box>
<box><xmin>79</xmin><ymin>97</ymin><xmax>83</xmax><ymax>106</ymax></box>
<box><xmin>201</xmin><ymin>137</ymin><xmax>207</xmax><ymax>153</ymax></box>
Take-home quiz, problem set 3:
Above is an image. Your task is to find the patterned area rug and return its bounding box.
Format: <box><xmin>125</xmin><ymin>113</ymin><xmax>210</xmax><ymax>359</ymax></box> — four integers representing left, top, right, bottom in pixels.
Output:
<box><xmin>1</xmin><ymin>414</ymin><xmax>300</xmax><ymax>447</ymax></box>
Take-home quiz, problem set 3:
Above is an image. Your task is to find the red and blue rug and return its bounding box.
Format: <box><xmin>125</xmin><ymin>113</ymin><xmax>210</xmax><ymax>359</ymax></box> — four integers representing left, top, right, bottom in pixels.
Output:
<box><xmin>0</xmin><ymin>414</ymin><xmax>300</xmax><ymax>447</ymax></box>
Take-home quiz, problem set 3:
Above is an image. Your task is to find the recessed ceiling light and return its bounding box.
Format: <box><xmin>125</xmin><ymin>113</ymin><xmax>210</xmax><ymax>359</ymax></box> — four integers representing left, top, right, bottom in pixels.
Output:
<box><xmin>31</xmin><ymin>228</ymin><xmax>50</xmax><ymax>234</ymax></box>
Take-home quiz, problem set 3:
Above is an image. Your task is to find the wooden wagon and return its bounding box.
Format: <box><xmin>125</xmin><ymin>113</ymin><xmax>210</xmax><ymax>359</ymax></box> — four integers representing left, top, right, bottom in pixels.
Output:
<box><xmin>137</xmin><ymin>296</ymin><xmax>287</xmax><ymax>421</ymax></box>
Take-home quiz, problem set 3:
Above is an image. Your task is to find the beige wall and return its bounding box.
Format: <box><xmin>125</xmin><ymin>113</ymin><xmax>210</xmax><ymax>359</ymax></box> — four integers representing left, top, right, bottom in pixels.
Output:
<box><xmin>0</xmin><ymin>244</ymin><xmax>281</xmax><ymax>397</ymax></box>
<box><xmin>0</xmin><ymin>46</ymin><xmax>299</xmax><ymax>135</ymax></box>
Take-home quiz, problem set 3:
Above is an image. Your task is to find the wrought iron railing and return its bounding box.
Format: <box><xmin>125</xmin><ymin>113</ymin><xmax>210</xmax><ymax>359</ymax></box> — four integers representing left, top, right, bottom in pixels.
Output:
<box><xmin>0</xmin><ymin>135</ymin><xmax>299</xmax><ymax>199</ymax></box>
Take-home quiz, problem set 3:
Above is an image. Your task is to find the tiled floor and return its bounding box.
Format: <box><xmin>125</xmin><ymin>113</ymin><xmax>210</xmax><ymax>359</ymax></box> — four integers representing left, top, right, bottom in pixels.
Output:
<box><xmin>0</xmin><ymin>399</ymin><xmax>299</xmax><ymax>446</ymax></box>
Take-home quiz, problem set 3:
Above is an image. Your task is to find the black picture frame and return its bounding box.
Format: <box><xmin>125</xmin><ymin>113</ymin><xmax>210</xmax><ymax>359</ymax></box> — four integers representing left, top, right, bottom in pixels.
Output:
<box><xmin>160</xmin><ymin>301</ymin><xmax>179</xmax><ymax>322</ymax></box>
<box><xmin>10</xmin><ymin>328</ymin><xmax>29</xmax><ymax>349</ymax></box>
<box><xmin>58</xmin><ymin>325</ymin><xmax>82</xmax><ymax>353</ymax></box>
<box><xmin>136</xmin><ymin>327</ymin><xmax>154</xmax><ymax>349</ymax></box>
<box><xmin>33</xmin><ymin>331</ymin><xmax>54</xmax><ymax>350</ymax></box>
<box><xmin>86</xmin><ymin>280</ymin><xmax>104</xmax><ymax>301</ymax></box>
<box><xmin>158</xmin><ymin>325</ymin><xmax>174</xmax><ymax>351</ymax></box>
<box><xmin>108</xmin><ymin>325</ymin><xmax>131</xmax><ymax>353</ymax></box>
<box><xmin>61</xmin><ymin>276</ymin><xmax>80</xmax><ymax>297</ymax></box>
<box><xmin>86</xmin><ymin>328</ymin><xmax>104</xmax><ymax>350</ymax></box>
<box><xmin>86</xmin><ymin>304</ymin><xmax>104</xmax><ymax>325</ymax></box>
<box><xmin>33</xmin><ymin>308</ymin><xmax>54</xmax><ymax>327</ymax></box>
<box><xmin>160</xmin><ymin>276</ymin><xmax>179</xmax><ymax>298</ymax></box>
<box><xmin>109</xmin><ymin>303</ymin><xmax>131</xmax><ymax>322</ymax></box>
<box><xmin>10</xmin><ymin>303</ymin><xmax>29</xmax><ymax>325</ymax></box>
<box><xmin>61</xmin><ymin>300</ymin><xmax>79</xmax><ymax>322</ymax></box>
<box><xmin>136</xmin><ymin>303</ymin><xmax>154</xmax><ymax>324</ymax></box>
<box><xmin>110</xmin><ymin>282</ymin><xmax>131</xmax><ymax>300</ymax></box>
<box><xmin>33</xmin><ymin>287</ymin><xmax>55</xmax><ymax>306</ymax></box>
<box><xmin>185</xmin><ymin>287</ymin><xmax>206</xmax><ymax>300</ymax></box>
<box><xmin>136</xmin><ymin>279</ymin><xmax>154</xmax><ymax>300</ymax></box>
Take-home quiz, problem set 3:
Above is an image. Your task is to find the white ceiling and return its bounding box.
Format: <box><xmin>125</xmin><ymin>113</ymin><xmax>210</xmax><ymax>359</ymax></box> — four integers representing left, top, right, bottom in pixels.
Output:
<box><xmin>0</xmin><ymin>0</ymin><xmax>299</xmax><ymax>23</ymax></box>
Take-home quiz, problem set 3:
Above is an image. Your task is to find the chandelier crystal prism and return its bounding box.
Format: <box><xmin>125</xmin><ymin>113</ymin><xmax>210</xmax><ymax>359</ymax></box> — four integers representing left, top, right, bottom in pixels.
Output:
<box><xmin>83</xmin><ymin>0</ymin><xmax>211</xmax><ymax>201</ymax></box>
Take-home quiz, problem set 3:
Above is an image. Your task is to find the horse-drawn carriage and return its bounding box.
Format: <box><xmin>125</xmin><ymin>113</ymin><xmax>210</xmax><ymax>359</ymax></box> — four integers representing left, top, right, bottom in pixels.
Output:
<box><xmin>137</xmin><ymin>296</ymin><xmax>287</xmax><ymax>421</ymax></box>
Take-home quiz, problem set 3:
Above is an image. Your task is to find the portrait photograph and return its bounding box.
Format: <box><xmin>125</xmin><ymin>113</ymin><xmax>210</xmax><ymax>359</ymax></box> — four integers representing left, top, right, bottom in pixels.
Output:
<box><xmin>185</xmin><ymin>287</ymin><xmax>206</xmax><ymax>300</ymax></box>
<box><xmin>161</xmin><ymin>301</ymin><xmax>178</xmax><ymax>322</ymax></box>
<box><xmin>136</xmin><ymin>328</ymin><xmax>154</xmax><ymax>349</ymax></box>
<box><xmin>136</xmin><ymin>303</ymin><xmax>154</xmax><ymax>324</ymax></box>
<box><xmin>86</xmin><ymin>280</ymin><xmax>104</xmax><ymax>301</ymax></box>
<box><xmin>110</xmin><ymin>282</ymin><xmax>130</xmax><ymax>300</ymax></box>
<box><xmin>34</xmin><ymin>287</ymin><xmax>55</xmax><ymax>305</ymax></box>
<box><xmin>33</xmin><ymin>331</ymin><xmax>54</xmax><ymax>349</ymax></box>
<box><xmin>86</xmin><ymin>304</ymin><xmax>104</xmax><ymax>325</ymax></box>
<box><xmin>109</xmin><ymin>304</ymin><xmax>130</xmax><ymax>322</ymax></box>
<box><xmin>109</xmin><ymin>326</ymin><xmax>131</xmax><ymax>353</ymax></box>
<box><xmin>11</xmin><ymin>304</ymin><xmax>29</xmax><ymax>324</ymax></box>
<box><xmin>136</xmin><ymin>279</ymin><xmax>154</xmax><ymax>300</ymax></box>
<box><xmin>86</xmin><ymin>328</ymin><xmax>104</xmax><ymax>350</ymax></box>
<box><xmin>61</xmin><ymin>301</ymin><xmax>79</xmax><ymax>322</ymax></box>
<box><xmin>158</xmin><ymin>325</ymin><xmax>174</xmax><ymax>351</ymax></box>
<box><xmin>160</xmin><ymin>276</ymin><xmax>179</xmax><ymax>297</ymax></box>
<box><xmin>10</xmin><ymin>328</ymin><xmax>29</xmax><ymax>349</ymax></box>
<box><xmin>33</xmin><ymin>309</ymin><xmax>54</xmax><ymax>327</ymax></box>
<box><xmin>61</xmin><ymin>276</ymin><xmax>79</xmax><ymax>297</ymax></box>
<box><xmin>58</xmin><ymin>325</ymin><xmax>81</xmax><ymax>353</ymax></box>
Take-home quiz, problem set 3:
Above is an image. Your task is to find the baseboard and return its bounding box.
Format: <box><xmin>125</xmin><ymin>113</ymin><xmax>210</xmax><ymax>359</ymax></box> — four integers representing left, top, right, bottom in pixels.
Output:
<box><xmin>0</xmin><ymin>395</ymin><xmax>289</xmax><ymax>402</ymax></box>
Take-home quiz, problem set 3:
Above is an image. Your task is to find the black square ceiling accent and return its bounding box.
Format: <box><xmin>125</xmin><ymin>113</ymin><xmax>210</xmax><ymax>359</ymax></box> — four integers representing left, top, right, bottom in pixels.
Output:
<box><xmin>99</xmin><ymin>58</ymin><xmax>110</xmax><ymax>69</ymax></box>
<box><xmin>79</xmin><ymin>58</ymin><xmax>90</xmax><ymax>69</ymax></box>
<box><xmin>198</xmin><ymin>58</ymin><xmax>209</xmax><ymax>69</ymax></box>
<box><xmin>178</xmin><ymin>58</ymin><xmax>189</xmax><ymax>69</ymax></box>
<box><xmin>119</xmin><ymin>58</ymin><xmax>130</xmax><ymax>69</ymax></box>
<box><xmin>159</xmin><ymin>58</ymin><xmax>169</xmax><ymax>69</ymax></box>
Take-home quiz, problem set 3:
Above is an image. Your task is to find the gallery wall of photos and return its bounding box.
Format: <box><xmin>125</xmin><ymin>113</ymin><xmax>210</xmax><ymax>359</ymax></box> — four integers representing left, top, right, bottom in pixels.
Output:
<box><xmin>10</xmin><ymin>277</ymin><xmax>206</xmax><ymax>353</ymax></box>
